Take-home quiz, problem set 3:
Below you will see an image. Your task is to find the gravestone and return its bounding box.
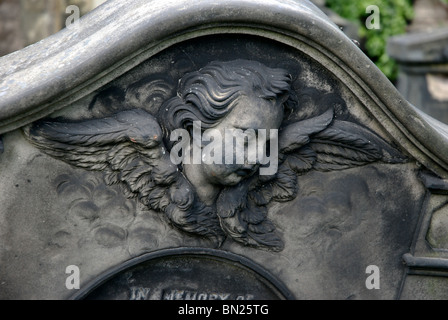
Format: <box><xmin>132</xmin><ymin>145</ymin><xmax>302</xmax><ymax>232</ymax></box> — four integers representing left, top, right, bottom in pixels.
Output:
<box><xmin>388</xmin><ymin>27</ymin><xmax>448</xmax><ymax>124</ymax></box>
<box><xmin>407</xmin><ymin>0</ymin><xmax>448</xmax><ymax>33</ymax></box>
<box><xmin>1</xmin><ymin>0</ymin><xmax>448</xmax><ymax>300</ymax></box>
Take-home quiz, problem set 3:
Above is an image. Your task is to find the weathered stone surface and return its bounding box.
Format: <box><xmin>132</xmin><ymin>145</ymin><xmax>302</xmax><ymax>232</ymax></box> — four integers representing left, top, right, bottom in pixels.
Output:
<box><xmin>0</xmin><ymin>0</ymin><xmax>107</xmax><ymax>57</ymax></box>
<box><xmin>0</xmin><ymin>0</ymin><xmax>448</xmax><ymax>300</ymax></box>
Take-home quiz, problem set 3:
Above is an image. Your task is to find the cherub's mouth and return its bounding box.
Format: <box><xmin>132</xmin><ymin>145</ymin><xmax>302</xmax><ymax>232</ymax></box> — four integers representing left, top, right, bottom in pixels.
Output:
<box><xmin>235</xmin><ymin>168</ymin><xmax>256</xmax><ymax>177</ymax></box>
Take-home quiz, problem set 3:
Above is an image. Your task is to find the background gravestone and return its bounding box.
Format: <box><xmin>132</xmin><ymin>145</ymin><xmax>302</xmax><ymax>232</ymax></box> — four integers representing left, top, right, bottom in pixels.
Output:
<box><xmin>0</xmin><ymin>0</ymin><xmax>448</xmax><ymax>300</ymax></box>
<box><xmin>388</xmin><ymin>28</ymin><xmax>448</xmax><ymax>124</ymax></box>
<box><xmin>0</xmin><ymin>0</ymin><xmax>107</xmax><ymax>57</ymax></box>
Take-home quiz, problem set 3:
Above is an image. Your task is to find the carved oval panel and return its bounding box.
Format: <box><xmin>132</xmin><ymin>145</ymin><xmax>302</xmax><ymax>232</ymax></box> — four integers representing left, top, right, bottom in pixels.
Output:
<box><xmin>71</xmin><ymin>248</ymin><xmax>294</xmax><ymax>300</ymax></box>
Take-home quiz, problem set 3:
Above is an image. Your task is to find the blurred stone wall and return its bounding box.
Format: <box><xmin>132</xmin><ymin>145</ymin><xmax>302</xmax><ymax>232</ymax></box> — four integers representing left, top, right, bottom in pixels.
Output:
<box><xmin>0</xmin><ymin>0</ymin><xmax>106</xmax><ymax>57</ymax></box>
<box><xmin>408</xmin><ymin>0</ymin><xmax>448</xmax><ymax>33</ymax></box>
<box><xmin>388</xmin><ymin>0</ymin><xmax>448</xmax><ymax>123</ymax></box>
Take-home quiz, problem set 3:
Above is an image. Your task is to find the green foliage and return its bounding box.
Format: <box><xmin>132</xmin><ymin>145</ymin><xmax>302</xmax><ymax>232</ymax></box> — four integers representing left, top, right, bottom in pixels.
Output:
<box><xmin>325</xmin><ymin>0</ymin><xmax>414</xmax><ymax>81</ymax></box>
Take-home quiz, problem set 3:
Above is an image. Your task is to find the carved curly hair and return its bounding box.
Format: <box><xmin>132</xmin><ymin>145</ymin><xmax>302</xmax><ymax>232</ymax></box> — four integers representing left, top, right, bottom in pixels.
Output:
<box><xmin>159</xmin><ymin>59</ymin><xmax>292</xmax><ymax>147</ymax></box>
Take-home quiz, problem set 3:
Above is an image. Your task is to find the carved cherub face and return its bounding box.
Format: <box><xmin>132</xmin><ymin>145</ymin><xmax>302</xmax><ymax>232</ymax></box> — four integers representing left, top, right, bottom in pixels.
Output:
<box><xmin>161</xmin><ymin>60</ymin><xmax>292</xmax><ymax>203</ymax></box>
<box><xmin>196</xmin><ymin>92</ymin><xmax>285</xmax><ymax>186</ymax></box>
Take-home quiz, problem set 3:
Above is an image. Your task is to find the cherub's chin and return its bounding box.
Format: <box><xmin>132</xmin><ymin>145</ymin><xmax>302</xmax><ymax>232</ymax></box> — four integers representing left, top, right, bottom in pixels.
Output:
<box><xmin>215</xmin><ymin>173</ymin><xmax>245</xmax><ymax>186</ymax></box>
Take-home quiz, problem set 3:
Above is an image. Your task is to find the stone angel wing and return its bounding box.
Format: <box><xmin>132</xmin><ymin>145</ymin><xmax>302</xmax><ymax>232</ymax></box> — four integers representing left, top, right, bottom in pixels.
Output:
<box><xmin>216</xmin><ymin>106</ymin><xmax>407</xmax><ymax>251</ymax></box>
<box><xmin>23</xmin><ymin>109</ymin><xmax>225</xmax><ymax>245</ymax></box>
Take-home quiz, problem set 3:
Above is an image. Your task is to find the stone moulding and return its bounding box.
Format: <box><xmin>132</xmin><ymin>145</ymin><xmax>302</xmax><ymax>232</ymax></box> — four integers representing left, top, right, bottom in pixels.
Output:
<box><xmin>0</xmin><ymin>0</ymin><xmax>447</xmax><ymax>178</ymax></box>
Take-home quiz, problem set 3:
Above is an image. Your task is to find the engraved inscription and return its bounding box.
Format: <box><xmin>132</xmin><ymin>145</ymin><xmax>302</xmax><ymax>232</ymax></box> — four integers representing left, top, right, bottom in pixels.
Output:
<box><xmin>128</xmin><ymin>287</ymin><xmax>254</xmax><ymax>300</ymax></box>
<box><xmin>129</xmin><ymin>287</ymin><xmax>151</xmax><ymax>300</ymax></box>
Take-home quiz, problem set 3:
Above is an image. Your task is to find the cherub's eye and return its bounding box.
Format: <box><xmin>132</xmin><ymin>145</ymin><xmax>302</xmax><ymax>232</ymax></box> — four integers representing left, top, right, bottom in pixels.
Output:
<box><xmin>265</xmin><ymin>97</ymin><xmax>276</xmax><ymax>104</ymax></box>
